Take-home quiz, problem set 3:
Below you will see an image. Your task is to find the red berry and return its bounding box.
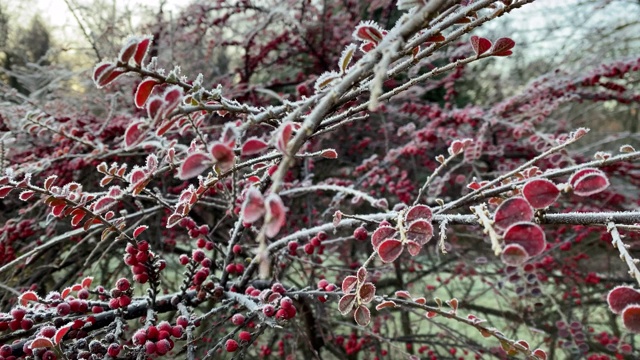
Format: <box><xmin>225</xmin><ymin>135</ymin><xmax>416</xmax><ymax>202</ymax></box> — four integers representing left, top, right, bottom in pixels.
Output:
<box><xmin>353</xmin><ymin>226</ymin><xmax>368</xmax><ymax>241</ymax></box>
<box><xmin>119</xmin><ymin>295</ymin><xmax>131</xmax><ymax>307</ymax></box>
<box><xmin>310</xmin><ymin>237</ymin><xmax>321</xmax><ymax>247</ymax></box>
<box><xmin>226</xmin><ymin>264</ymin><xmax>237</xmax><ymax>274</ymax></box>
<box><xmin>176</xmin><ymin>316</ymin><xmax>189</xmax><ymax>329</ymax></box>
<box><xmin>107</xmin><ymin>343</ymin><xmax>121</xmax><ymax>357</ymax></box>
<box><xmin>138</xmin><ymin>241</ymin><xmax>149</xmax><ymax>252</ymax></box>
<box><xmin>135</xmin><ymin>251</ymin><xmax>149</xmax><ymax>263</ymax></box>
<box><xmin>235</xmin><ymin>263</ymin><xmax>245</xmax><ymax>274</ymax></box>
<box><xmin>116</xmin><ymin>278</ymin><xmax>131</xmax><ymax>291</ymax></box>
<box><xmin>179</xmin><ymin>254</ymin><xmax>190</xmax><ymax>265</ymax></box>
<box><xmin>40</xmin><ymin>325</ymin><xmax>56</xmax><ymax>338</ymax></box>
<box><xmin>225</xmin><ymin>339</ymin><xmax>239</xmax><ymax>352</ymax></box>
<box><xmin>11</xmin><ymin>308</ymin><xmax>26</xmax><ymax>321</ymax></box>
<box><xmin>156</xmin><ymin>339</ymin><xmax>171</xmax><ymax>355</ymax></box>
<box><xmin>231</xmin><ymin>313</ymin><xmax>245</xmax><ymax>325</ymax></box>
<box><xmin>196</xmin><ymin>238</ymin><xmax>206</xmax><ymax>248</ymax></box>
<box><xmin>287</xmin><ymin>241</ymin><xmax>298</xmax><ymax>252</ymax></box>
<box><xmin>77</xmin><ymin>288</ymin><xmax>90</xmax><ymax>300</ymax></box>
<box><xmin>21</xmin><ymin>318</ymin><xmax>33</xmax><ymax>330</ymax></box>
<box><xmin>271</xmin><ymin>283</ymin><xmax>286</xmax><ymax>294</ymax></box>
<box><xmin>171</xmin><ymin>325</ymin><xmax>183</xmax><ymax>338</ymax></box>
<box><xmin>233</xmin><ymin>244</ymin><xmax>242</xmax><ymax>254</ymax></box>
<box><xmin>262</xmin><ymin>304</ymin><xmax>276</xmax><ymax>317</ymax></box>
<box><xmin>125</xmin><ymin>243</ymin><xmax>138</xmax><ymax>255</ymax></box>
<box><xmin>134</xmin><ymin>273</ymin><xmax>149</xmax><ymax>284</ymax></box>
<box><xmin>317</xmin><ymin>231</ymin><xmax>328</xmax><ymax>241</ymax></box>
<box><xmin>280</xmin><ymin>297</ymin><xmax>293</xmax><ymax>310</ymax></box>
<box><xmin>145</xmin><ymin>341</ymin><xmax>156</xmax><ymax>355</ymax></box>
<box><xmin>192</xmin><ymin>249</ymin><xmax>206</xmax><ymax>262</ymax></box>
<box><xmin>317</xmin><ymin>279</ymin><xmax>329</xmax><ymax>289</ymax></box>
<box><xmin>57</xmin><ymin>303</ymin><xmax>71</xmax><ymax>315</ymax></box>
<box><xmin>205</xmin><ymin>241</ymin><xmax>214</xmax><ymax>250</ymax></box>
<box><xmin>239</xmin><ymin>330</ymin><xmax>251</xmax><ymax>342</ymax></box>
<box><xmin>108</xmin><ymin>298</ymin><xmax>120</xmax><ymax>309</ymax></box>
<box><xmin>0</xmin><ymin>345</ymin><xmax>12</xmax><ymax>357</ymax></box>
<box><xmin>304</xmin><ymin>243</ymin><xmax>315</xmax><ymax>255</ymax></box>
<box><xmin>158</xmin><ymin>321</ymin><xmax>172</xmax><ymax>333</ymax></box>
<box><xmin>147</xmin><ymin>326</ymin><xmax>159</xmax><ymax>340</ymax></box>
<box><xmin>133</xmin><ymin>330</ymin><xmax>147</xmax><ymax>345</ymax></box>
<box><xmin>41</xmin><ymin>350</ymin><xmax>57</xmax><ymax>360</ymax></box>
<box><xmin>275</xmin><ymin>308</ymin><xmax>288</xmax><ymax>320</ymax></box>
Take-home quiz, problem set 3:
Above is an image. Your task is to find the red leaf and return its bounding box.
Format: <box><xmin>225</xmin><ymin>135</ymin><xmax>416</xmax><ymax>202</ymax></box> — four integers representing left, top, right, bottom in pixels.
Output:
<box><xmin>44</xmin><ymin>175</ymin><xmax>57</xmax><ymax>191</ymax></box>
<box><xmin>353</xmin><ymin>305</ymin><xmax>371</xmax><ymax>326</ymax></box>
<box><xmin>376</xmin><ymin>301</ymin><xmax>397</xmax><ymax>310</ymax></box>
<box><xmin>93</xmin><ymin>197</ymin><xmax>115</xmax><ymax>214</ymax></box>
<box><xmin>377</xmin><ymin>239</ymin><xmax>403</xmax><ymax>263</ymax></box>
<box><xmin>357</xmin><ymin>267</ymin><xmax>367</xmax><ymax>282</ymax></box>
<box><xmin>405</xmin><ymin>204</ymin><xmax>432</xmax><ymax>222</ymax></box>
<box><xmin>395</xmin><ymin>290</ymin><xmax>411</xmax><ymax>299</ymax></box>
<box><xmin>156</xmin><ymin>117</ymin><xmax>180</xmax><ymax>136</ymax></box>
<box><xmin>448</xmin><ymin>139</ymin><xmax>466</xmax><ymax>155</ymax></box>
<box><xmin>119</xmin><ymin>37</ymin><xmax>138</xmax><ymax>63</ymax></box>
<box><xmin>573</xmin><ymin>172</ymin><xmax>610</xmax><ymax>197</ymax></box>
<box><xmin>166</xmin><ymin>213</ymin><xmax>182</xmax><ymax>228</ymax></box>
<box><xmin>265</xmin><ymin>194</ymin><xmax>286</xmax><ymax>238</ymax></box>
<box><xmin>210</xmin><ymin>142</ymin><xmax>235</xmax><ymax>172</ymax></box>
<box><xmin>147</xmin><ymin>97</ymin><xmax>164</xmax><ymax>123</ymax></box>
<box><xmin>135</xmin><ymin>78</ymin><xmax>160</xmax><ymax>108</ymax></box>
<box><xmin>425</xmin><ymin>32</ymin><xmax>445</xmax><ymax>43</ymax></box>
<box><xmin>371</xmin><ymin>226</ymin><xmax>397</xmax><ymax>249</ymax></box>
<box><xmin>30</xmin><ymin>337</ymin><xmax>54</xmax><ymax>349</ymax></box>
<box><xmin>342</xmin><ymin>275</ymin><xmax>358</xmax><ymax>293</ymax></box>
<box><xmin>522</xmin><ymin>179</ymin><xmax>559</xmax><ymax>209</ymax></box>
<box><xmin>133</xmin><ymin>37</ymin><xmax>152</xmax><ymax>66</ymax></box>
<box><xmin>241</xmin><ymin>138</ymin><xmax>269</xmax><ymax>156</ymax></box>
<box><xmin>241</xmin><ymin>188</ymin><xmax>265</xmax><ymax>223</ymax></box>
<box><xmin>491</xmin><ymin>37</ymin><xmax>515</xmax><ymax>56</ymax></box>
<box><xmin>503</xmin><ymin>222</ymin><xmax>546</xmax><ymax>257</ymax></box>
<box><xmin>133</xmin><ymin>225</ymin><xmax>148</xmax><ymax>239</ymax></box>
<box><xmin>81</xmin><ymin>276</ymin><xmax>93</xmax><ymax>288</ymax></box>
<box><xmin>532</xmin><ymin>349</ymin><xmax>547</xmax><ymax>360</ymax></box>
<box><xmin>0</xmin><ymin>186</ymin><xmax>12</xmax><ymax>198</ymax></box>
<box><xmin>354</xmin><ymin>23</ymin><xmax>384</xmax><ymax>43</ymax></box>
<box><xmin>426</xmin><ymin>311</ymin><xmax>438</xmax><ymax>319</ymax></box>
<box><xmin>92</xmin><ymin>62</ymin><xmax>113</xmax><ymax>83</ymax></box>
<box><xmin>568</xmin><ymin>168</ymin><xmax>602</xmax><ymax>186</ymax></box>
<box><xmin>447</xmin><ymin>298</ymin><xmax>459</xmax><ymax>312</ymax></box>
<box><xmin>607</xmin><ymin>286</ymin><xmax>640</xmax><ymax>314</ymax></box>
<box><xmin>622</xmin><ymin>305</ymin><xmax>640</xmax><ymax>333</ymax></box>
<box><xmin>19</xmin><ymin>190</ymin><xmax>35</xmax><ymax>201</ymax></box>
<box><xmin>276</xmin><ymin>122</ymin><xmax>294</xmax><ymax>153</ymax></box>
<box><xmin>405</xmin><ymin>219</ymin><xmax>434</xmax><ymax>246</ymax></box>
<box><xmin>177</xmin><ymin>152</ymin><xmax>213</xmax><ymax>180</ymax></box>
<box><xmin>321</xmin><ymin>149</ymin><xmax>338</xmax><ymax>159</ymax></box>
<box><xmin>470</xmin><ymin>35</ymin><xmax>492</xmax><ymax>56</ymax></box>
<box><xmin>162</xmin><ymin>86</ymin><xmax>184</xmax><ymax>116</ymax></box>
<box><xmin>124</xmin><ymin>121</ymin><xmax>148</xmax><ymax>149</ymax></box>
<box><xmin>493</xmin><ymin>197</ymin><xmax>533</xmax><ymax>230</ymax></box>
<box><xmin>338</xmin><ymin>294</ymin><xmax>356</xmax><ymax>315</ymax></box>
<box><xmin>360</xmin><ymin>41</ymin><xmax>376</xmax><ymax>53</ymax></box>
<box><xmin>61</xmin><ymin>287</ymin><xmax>71</xmax><ymax>299</ymax></box>
<box><xmin>96</xmin><ymin>67</ymin><xmax>125</xmax><ymax>88</ymax></box>
<box><xmin>19</xmin><ymin>291</ymin><xmax>39</xmax><ymax>306</ymax></box>
<box><xmin>51</xmin><ymin>204</ymin><xmax>66</xmax><ymax>218</ymax></box>
<box><xmin>500</xmin><ymin>244</ymin><xmax>529</xmax><ymax>266</ymax></box>
<box><xmin>54</xmin><ymin>325</ymin><xmax>71</xmax><ymax>344</ymax></box>
<box><xmin>405</xmin><ymin>240</ymin><xmax>422</xmax><ymax>256</ymax></box>
<box><xmin>359</xmin><ymin>283</ymin><xmax>376</xmax><ymax>304</ymax></box>
<box><xmin>70</xmin><ymin>210</ymin><xmax>86</xmax><ymax>227</ymax></box>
